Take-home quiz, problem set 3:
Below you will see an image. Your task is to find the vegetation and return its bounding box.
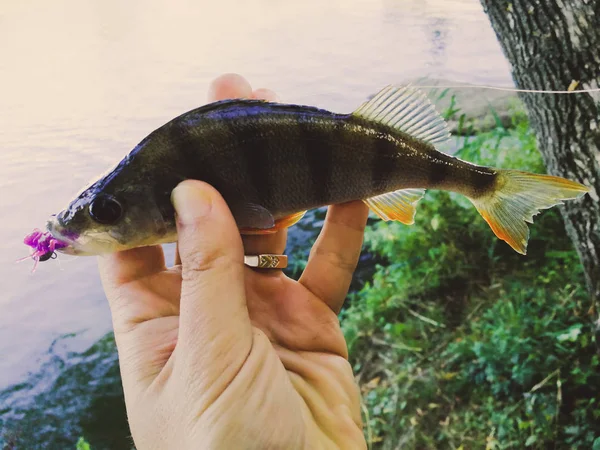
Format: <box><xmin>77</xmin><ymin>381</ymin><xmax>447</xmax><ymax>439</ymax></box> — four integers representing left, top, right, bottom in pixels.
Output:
<box><xmin>76</xmin><ymin>437</ymin><xmax>92</xmax><ymax>450</ymax></box>
<box><xmin>342</xmin><ymin>104</ymin><xmax>600</xmax><ymax>449</ymax></box>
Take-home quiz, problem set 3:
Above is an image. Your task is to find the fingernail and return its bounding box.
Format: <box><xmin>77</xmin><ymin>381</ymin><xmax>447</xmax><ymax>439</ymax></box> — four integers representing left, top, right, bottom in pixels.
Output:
<box><xmin>171</xmin><ymin>181</ymin><xmax>212</xmax><ymax>222</ymax></box>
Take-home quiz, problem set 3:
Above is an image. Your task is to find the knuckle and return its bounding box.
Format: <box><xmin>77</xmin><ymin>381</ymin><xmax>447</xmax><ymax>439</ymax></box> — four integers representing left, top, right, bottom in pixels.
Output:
<box><xmin>325</xmin><ymin>353</ymin><xmax>353</xmax><ymax>376</ymax></box>
<box><xmin>311</xmin><ymin>245</ymin><xmax>359</xmax><ymax>273</ymax></box>
<box><xmin>181</xmin><ymin>245</ymin><xmax>234</xmax><ymax>279</ymax></box>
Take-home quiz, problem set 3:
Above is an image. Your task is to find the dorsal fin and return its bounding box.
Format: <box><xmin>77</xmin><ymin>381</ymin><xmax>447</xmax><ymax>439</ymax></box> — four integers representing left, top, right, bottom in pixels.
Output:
<box><xmin>353</xmin><ymin>85</ymin><xmax>451</xmax><ymax>145</ymax></box>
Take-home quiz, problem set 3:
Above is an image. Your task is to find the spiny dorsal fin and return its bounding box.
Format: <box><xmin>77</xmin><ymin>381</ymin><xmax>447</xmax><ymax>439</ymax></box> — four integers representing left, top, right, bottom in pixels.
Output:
<box><xmin>363</xmin><ymin>188</ymin><xmax>425</xmax><ymax>225</ymax></box>
<box><xmin>353</xmin><ymin>85</ymin><xmax>450</xmax><ymax>145</ymax></box>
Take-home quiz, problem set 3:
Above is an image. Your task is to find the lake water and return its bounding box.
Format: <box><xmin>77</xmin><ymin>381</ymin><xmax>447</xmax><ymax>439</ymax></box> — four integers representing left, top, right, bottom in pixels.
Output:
<box><xmin>0</xmin><ymin>0</ymin><xmax>511</xmax><ymax>391</ymax></box>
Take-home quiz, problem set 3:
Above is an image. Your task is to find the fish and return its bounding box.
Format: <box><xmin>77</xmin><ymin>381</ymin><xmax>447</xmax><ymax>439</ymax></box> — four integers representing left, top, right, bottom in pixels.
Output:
<box><xmin>23</xmin><ymin>85</ymin><xmax>589</xmax><ymax>267</ymax></box>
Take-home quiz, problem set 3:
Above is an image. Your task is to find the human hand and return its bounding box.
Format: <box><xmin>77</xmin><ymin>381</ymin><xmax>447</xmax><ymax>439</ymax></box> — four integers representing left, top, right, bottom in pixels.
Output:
<box><xmin>99</xmin><ymin>74</ymin><xmax>369</xmax><ymax>450</ymax></box>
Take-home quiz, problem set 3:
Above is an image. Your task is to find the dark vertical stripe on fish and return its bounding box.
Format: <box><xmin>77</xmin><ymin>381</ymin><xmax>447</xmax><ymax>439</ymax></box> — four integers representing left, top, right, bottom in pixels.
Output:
<box><xmin>228</xmin><ymin>116</ymin><xmax>273</xmax><ymax>205</ymax></box>
<box><xmin>168</xmin><ymin>122</ymin><xmax>216</xmax><ymax>183</ymax></box>
<box><xmin>300</xmin><ymin>115</ymin><xmax>333</xmax><ymax>203</ymax></box>
<box><xmin>427</xmin><ymin>155</ymin><xmax>450</xmax><ymax>187</ymax></box>
<box><xmin>370</xmin><ymin>125</ymin><xmax>398</xmax><ymax>193</ymax></box>
<box><xmin>468</xmin><ymin>166</ymin><xmax>498</xmax><ymax>198</ymax></box>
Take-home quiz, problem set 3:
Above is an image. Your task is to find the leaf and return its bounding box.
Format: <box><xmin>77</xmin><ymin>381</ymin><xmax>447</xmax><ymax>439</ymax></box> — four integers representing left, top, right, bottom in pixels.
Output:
<box><xmin>567</xmin><ymin>80</ymin><xmax>579</xmax><ymax>91</ymax></box>
<box><xmin>593</xmin><ymin>437</ymin><xmax>600</xmax><ymax>450</ymax></box>
<box><xmin>518</xmin><ymin>420</ymin><xmax>532</xmax><ymax>430</ymax></box>
<box><xmin>557</xmin><ymin>324</ymin><xmax>582</xmax><ymax>342</ymax></box>
<box><xmin>76</xmin><ymin>437</ymin><xmax>91</xmax><ymax>450</ymax></box>
<box><xmin>441</xmin><ymin>371</ymin><xmax>459</xmax><ymax>380</ymax></box>
<box><xmin>525</xmin><ymin>435</ymin><xmax>537</xmax><ymax>446</ymax></box>
<box><xmin>363</xmin><ymin>377</ymin><xmax>381</xmax><ymax>390</ymax></box>
<box><xmin>565</xmin><ymin>425</ymin><xmax>580</xmax><ymax>435</ymax></box>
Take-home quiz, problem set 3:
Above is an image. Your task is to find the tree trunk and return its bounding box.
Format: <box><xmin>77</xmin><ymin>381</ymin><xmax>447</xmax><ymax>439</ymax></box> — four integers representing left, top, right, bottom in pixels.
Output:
<box><xmin>479</xmin><ymin>0</ymin><xmax>600</xmax><ymax>322</ymax></box>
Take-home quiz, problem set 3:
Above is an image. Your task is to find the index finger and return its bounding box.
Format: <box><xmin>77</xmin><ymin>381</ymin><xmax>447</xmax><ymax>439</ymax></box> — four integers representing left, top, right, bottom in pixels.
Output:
<box><xmin>207</xmin><ymin>73</ymin><xmax>253</xmax><ymax>102</ymax></box>
<box><xmin>299</xmin><ymin>201</ymin><xmax>369</xmax><ymax>313</ymax></box>
<box><xmin>99</xmin><ymin>245</ymin><xmax>167</xmax><ymax>289</ymax></box>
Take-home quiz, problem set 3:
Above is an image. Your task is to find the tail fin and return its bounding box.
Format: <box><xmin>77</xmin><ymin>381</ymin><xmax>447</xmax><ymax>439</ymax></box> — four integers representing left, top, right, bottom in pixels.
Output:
<box><xmin>469</xmin><ymin>170</ymin><xmax>589</xmax><ymax>254</ymax></box>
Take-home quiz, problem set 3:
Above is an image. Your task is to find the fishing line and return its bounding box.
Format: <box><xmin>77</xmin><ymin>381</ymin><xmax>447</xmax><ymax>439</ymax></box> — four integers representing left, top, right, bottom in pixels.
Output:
<box><xmin>411</xmin><ymin>84</ymin><xmax>600</xmax><ymax>94</ymax></box>
<box><xmin>292</xmin><ymin>82</ymin><xmax>600</xmax><ymax>103</ymax></box>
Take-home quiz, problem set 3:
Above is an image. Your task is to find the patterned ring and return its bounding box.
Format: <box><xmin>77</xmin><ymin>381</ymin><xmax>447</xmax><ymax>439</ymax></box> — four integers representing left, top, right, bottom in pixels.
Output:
<box><xmin>244</xmin><ymin>254</ymin><xmax>288</xmax><ymax>269</ymax></box>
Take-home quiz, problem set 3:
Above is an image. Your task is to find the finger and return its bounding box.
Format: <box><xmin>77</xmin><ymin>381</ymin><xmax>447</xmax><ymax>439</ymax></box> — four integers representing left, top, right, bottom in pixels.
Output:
<box><xmin>174</xmin><ymin>242</ymin><xmax>182</xmax><ymax>266</ymax></box>
<box><xmin>99</xmin><ymin>245</ymin><xmax>166</xmax><ymax>289</ymax></box>
<box><xmin>207</xmin><ymin>73</ymin><xmax>253</xmax><ymax>102</ymax></box>
<box><xmin>299</xmin><ymin>201</ymin><xmax>369</xmax><ymax>313</ymax></box>
<box><xmin>172</xmin><ymin>180</ymin><xmax>253</xmax><ymax>365</ymax></box>
<box><xmin>251</xmin><ymin>88</ymin><xmax>279</xmax><ymax>102</ymax></box>
<box><xmin>242</xmin><ymin>230</ymin><xmax>287</xmax><ymax>255</ymax></box>
<box><xmin>98</xmin><ymin>245</ymin><xmax>175</xmax><ymax>343</ymax></box>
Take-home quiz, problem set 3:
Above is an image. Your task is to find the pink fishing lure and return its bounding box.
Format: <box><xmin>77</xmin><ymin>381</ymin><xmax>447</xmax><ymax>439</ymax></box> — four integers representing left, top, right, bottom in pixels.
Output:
<box><xmin>19</xmin><ymin>229</ymin><xmax>68</xmax><ymax>272</ymax></box>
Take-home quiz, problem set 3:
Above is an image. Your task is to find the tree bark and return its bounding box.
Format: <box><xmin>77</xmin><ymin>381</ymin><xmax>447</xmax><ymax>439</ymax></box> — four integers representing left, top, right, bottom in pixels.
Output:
<box><xmin>479</xmin><ymin>0</ymin><xmax>600</xmax><ymax>320</ymax></box>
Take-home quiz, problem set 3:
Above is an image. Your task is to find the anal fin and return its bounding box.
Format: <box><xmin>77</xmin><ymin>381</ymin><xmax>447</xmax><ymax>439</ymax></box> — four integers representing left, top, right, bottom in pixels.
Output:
<box><xmin>240</xmin><ymin>210</ymin><xmax>307</xmax><ymax>235</ymax></box>
<box><xmin>363</xmin><ymin>189</ymin><xmax>425</xmax><ymax>225</ymax></box>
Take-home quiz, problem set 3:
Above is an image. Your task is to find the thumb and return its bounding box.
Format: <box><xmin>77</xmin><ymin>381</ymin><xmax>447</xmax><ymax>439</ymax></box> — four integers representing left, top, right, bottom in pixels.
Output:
<box><xmin>172</xmin><ymin>180</ymin><xmax>253</xmax><ymax>366</ymax></box>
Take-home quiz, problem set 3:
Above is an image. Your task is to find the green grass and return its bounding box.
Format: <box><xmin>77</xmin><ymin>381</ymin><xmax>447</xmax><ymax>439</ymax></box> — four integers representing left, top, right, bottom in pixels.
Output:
<box><xmin>342</xmin><ymin>105</ymin><xmax>600</xmax><ymax>449</ymax></box>
<box><xmin>76</xmin><ymin>437</ymin><xmax>91</xmax><ymax>450</ymax></box>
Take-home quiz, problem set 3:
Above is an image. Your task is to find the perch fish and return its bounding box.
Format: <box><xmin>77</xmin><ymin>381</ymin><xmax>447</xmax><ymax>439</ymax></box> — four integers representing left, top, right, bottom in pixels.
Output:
<box><xmin>22</xmin><ymin>86</ymin><xmax>589</xmax><ymax>269</ymax></box>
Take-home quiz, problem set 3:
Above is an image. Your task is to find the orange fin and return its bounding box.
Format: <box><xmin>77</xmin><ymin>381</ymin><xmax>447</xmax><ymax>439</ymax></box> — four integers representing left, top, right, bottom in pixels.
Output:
<box><xmin>240</xmin><ymin>211</ymin><xmax>307</xmax><ymax>235</ymax></box>
<box><xmin>363</xmin><ymin>189</ymin><xmax>425</xmax><ymax>225</ymax></box>
<box><xmin>239</xmin><ymin>228</ymin><xmax>278</xmax><ymax>235</ymax></box>
<box><xmin>469</xmin><ymin>169</ymin><xmax>589</xmax><ymax>254</ymax></box>
<box><xmin>274</xmin><ymin>210</ymin><xmax>307</xmax><ymax>229</ymax></box>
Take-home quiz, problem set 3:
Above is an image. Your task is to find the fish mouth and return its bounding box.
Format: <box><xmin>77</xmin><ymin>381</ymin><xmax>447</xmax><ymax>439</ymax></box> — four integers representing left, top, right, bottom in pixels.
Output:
<box><xmin>45</xmin><ymin>216</ymin><xmax>126</xmax><ymax>256</ymax></box>
<box><xmin>45</xmin><ymin>217</ymin><xmax>81</xmax><ymax>255</ymax></box>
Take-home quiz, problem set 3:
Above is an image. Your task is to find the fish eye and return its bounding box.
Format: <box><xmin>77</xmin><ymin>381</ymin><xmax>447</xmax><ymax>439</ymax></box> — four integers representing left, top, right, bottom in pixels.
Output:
<box><xmin>89</xmin><ymin>195</ymin><xmax>123</xmax><ymax>225</ymax></box>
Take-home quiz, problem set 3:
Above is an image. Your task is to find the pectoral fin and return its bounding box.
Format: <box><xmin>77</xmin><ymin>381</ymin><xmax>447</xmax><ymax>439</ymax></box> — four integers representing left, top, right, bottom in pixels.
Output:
<box><xmin>231</xmin><ymin>202</ymin><xmax>275</xmax><ymax>230</ymax></box>
<box><xmin>363</xmin><ymin>188</ymin><xmax>425</xmax><ymax>225</ymax></box>
<box><xmin>240</xmin><ymin>210</ymin><xmax>307</xmax><ymax>235</ymax></box>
